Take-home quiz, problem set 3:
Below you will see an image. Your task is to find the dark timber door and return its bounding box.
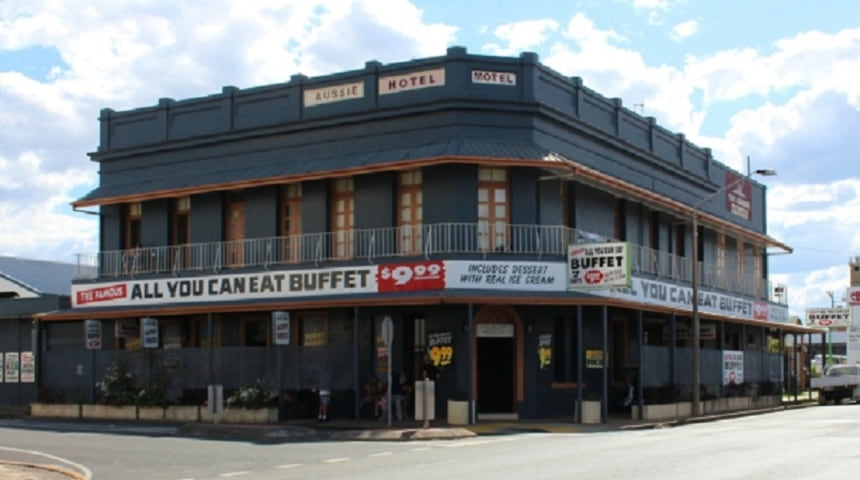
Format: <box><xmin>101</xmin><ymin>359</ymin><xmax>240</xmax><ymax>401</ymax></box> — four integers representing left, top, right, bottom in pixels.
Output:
<box><xmin>477</xmin><ymin>336</ymin><xmax>514</xmax><ymax>413</ymax></box>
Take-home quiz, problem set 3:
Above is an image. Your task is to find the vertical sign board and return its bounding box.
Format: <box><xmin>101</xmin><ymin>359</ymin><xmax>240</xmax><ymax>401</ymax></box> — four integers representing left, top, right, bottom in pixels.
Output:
<box><xmin>20</xmin><ymin>351</ymin><xmax>35</xmax><ymax>383</ymax></box>
<box><xmin>568</xmin><ymin>242</ymin><xmax>631</xmax><ymax>289</ymax></box>
<box><xmin>723</xmin><ymin>350</ymin><xmax>744</xmax><ymax>385</ymax></box>
<box><xmin>84</xmin><ymin>319</ymin><xmax>102</xmax><ymax>350</ymax></box>
<box><xmin>725</xmin><ymin>171</ymin><xmax>753</xmax><ymax>220</ymax></box>
<box><xmin>4</xmin><ymin>352</ymin><xmax>19</xmax><ymax>383</ymax></box>
<box><xmin>141</xmin><ymin>317</ymin><xmax>159</xmax><ymax>348</ymax></box>
<box><xmin>848</xmin><ymin>287</ymin><xmax>860</xmax><ymax>365</ymax></box>
<box><xmin>272</xmin><ymin>311</ymin><xmax>291</xmax><ymax>345</ymax></box>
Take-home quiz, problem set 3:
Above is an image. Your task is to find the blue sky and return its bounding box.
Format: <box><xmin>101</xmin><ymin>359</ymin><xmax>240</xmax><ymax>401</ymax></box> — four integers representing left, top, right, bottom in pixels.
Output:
<box><xmin>1</xmin><ymin>0</ymin><xmax>859</xmax><ymax>319</ymax></box>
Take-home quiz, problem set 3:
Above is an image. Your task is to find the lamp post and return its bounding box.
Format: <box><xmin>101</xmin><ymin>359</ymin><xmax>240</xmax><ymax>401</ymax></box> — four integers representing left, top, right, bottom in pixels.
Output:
<box><xmin>691</xmin><ymin>168</ymin><xmax>776</xmax><ymax>416</ymax></box>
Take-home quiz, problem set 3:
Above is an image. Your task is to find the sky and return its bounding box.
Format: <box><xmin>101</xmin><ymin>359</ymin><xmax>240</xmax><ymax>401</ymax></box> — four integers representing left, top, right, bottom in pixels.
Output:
<box><xmin>1</xmin><ymin>0</ymin><xmax>859</xmax><ymax>320</ymax></box>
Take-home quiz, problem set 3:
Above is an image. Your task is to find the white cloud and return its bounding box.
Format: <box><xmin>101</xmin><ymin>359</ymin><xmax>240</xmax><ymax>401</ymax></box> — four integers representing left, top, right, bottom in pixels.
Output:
<box><xmin>632</xmin><ymin>0</ymin><xmax>671</xmax><ymax>8</ymax></box>
<box><xmin>670</xmin><ymin>19</ymin><xmax>698</xmax><ymax>42</ymax></box>
<box><xmin>0</xmin><ymin>0</ymin><xmax>455</xmax><ymax>262</ymax></box>
<box><xmin>483</xmin><ymin>19</ymin><xmax>559</xmax><ymax>56</ymax></box>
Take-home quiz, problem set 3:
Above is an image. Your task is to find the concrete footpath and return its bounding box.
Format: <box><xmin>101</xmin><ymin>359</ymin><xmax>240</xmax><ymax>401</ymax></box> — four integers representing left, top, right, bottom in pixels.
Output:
<box><xmin>0</xmin><ymin>402</ymin><xmax>814</xmax><ymax>479</ymax></box>
<box><xmin>178</xmin><ymin>403</ymin><xmax>809</xmax><ymax>442</ymax></box>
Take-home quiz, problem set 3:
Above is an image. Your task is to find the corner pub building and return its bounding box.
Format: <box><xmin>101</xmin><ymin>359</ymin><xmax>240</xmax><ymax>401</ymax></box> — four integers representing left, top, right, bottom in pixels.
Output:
<box><xmin>38</xmin><ymin>47</ymin><xmax>819</xmax><ymax>423</ymax></box>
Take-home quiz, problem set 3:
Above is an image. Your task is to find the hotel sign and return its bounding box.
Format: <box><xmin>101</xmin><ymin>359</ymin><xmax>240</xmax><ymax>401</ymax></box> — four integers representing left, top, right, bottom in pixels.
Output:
<box><xmin>303</xmin><ymin>81</ymin><xmax>364</xmax><ymax>107</ymax></box>
<box><xmin>379</xmin><ymin>68</ymin><xmax>445</xmax><ymax>95</ymax></box>
<box><xmin>471</xmin><ymin>70</ymin><xmax>516</xmax><ymax>85</ymax></box>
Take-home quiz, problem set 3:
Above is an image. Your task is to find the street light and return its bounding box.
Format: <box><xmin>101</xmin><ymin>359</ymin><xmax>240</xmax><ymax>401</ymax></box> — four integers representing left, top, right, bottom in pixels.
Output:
<box><xmin>691</xmin><ymin>168</ymin><xmax>776</xmax><ymax>416</ymax></box>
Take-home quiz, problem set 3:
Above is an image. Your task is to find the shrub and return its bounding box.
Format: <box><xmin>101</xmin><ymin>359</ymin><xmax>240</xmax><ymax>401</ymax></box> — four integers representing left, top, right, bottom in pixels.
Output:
<box><xmin>226</xmin><ymin>380</ymin><xmax>277</xmax><ymax>409</ymax></box>
<box><xmin>96</xmin><ymin>360</ymin><xmax>138</xmax><ymax>406</ymax></box>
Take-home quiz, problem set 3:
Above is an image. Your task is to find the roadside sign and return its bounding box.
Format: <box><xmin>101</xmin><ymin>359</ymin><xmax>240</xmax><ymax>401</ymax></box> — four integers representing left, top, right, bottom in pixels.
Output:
<box><xmin>84</xmin><ymin>319</ymin><xmax>102</xmax><ymax>350</ymax></box>
<box><xmin>381</xmin><ymin>315</ymin><xmax>393</xmax><ymax>347</ymax></box>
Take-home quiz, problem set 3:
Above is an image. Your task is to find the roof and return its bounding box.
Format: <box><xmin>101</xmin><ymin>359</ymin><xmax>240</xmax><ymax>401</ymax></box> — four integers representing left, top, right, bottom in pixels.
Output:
<box><xmin>74</xmin><ymin>139</ymin><xmax>548</xmax><ymax>206</ymax></box>
<box><xmin>0</xmin><ymin>256</ymin><xmax>78</xmax><ymax>296</ymax></box>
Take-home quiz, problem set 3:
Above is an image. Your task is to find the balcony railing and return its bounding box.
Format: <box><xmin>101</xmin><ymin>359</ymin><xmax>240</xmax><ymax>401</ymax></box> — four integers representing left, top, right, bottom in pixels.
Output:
<box><xmin>74</xmin><ymin>223</ymin><xmax>776</xmax><ymax>302</ymax></box>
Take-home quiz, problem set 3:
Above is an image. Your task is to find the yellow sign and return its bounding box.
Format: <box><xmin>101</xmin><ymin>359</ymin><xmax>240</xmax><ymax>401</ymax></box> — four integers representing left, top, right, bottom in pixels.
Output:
<box><xmin>538</xmin><ymin>333</ymin><xmax>552</xmax><ymax>370</ymax></box>
<box><xmin>586</xmin><ymin>349</ymin><xmax>604</xmax><ymax>369</ymax></box>
<box><xmin>429</xmin><ymin>345</ymin><xmax>453</xmax><ymax>367</ymax></box>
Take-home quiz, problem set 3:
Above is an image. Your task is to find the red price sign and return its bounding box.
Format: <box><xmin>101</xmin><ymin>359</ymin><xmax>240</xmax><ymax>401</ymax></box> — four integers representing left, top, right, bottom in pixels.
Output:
<box><xmin>377</xmin><ymin>261</ymin><xmax>445</xmax><ymax>292</ymax></box>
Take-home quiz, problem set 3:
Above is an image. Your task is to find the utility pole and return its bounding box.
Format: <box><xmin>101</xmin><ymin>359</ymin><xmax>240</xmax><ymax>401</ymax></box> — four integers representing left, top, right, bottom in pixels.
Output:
<box><xmin>825</xmin><ymin>291</ymin><xmax>836</xmax><ymax>368</ymax></box>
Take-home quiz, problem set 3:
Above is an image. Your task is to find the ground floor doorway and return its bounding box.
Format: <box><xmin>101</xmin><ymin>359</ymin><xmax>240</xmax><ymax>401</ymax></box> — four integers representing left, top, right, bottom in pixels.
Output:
<box><xmin>476</xmin><ymin>326</ymin><xmax>515</xmax><ymax>413</ymax></box>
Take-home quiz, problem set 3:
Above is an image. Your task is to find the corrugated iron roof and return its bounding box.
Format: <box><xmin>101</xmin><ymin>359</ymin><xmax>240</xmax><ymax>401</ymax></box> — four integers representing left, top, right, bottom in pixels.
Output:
<box><xmin>75</xmin><ymin>140</ymin><xmax>549</xmax><ymax>204</ymax></box>
<box><xmin>0</xmin><ymin>256</ymin><xmax>78</xmax><ymax>296</ymax></box>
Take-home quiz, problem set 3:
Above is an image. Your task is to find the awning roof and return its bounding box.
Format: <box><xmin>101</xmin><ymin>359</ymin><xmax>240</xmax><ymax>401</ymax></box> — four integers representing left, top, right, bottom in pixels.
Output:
<box><xmin>74</xmin><ymin>140</ymin><xmax>548</xmax><ymax>207</ymax></box>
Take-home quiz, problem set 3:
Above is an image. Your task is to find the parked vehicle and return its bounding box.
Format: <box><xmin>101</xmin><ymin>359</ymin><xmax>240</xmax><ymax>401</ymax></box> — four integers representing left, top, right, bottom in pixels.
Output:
<box><xmin>811</xmin><ymin>364</ymin><xmax>860</xmax><ymax>404</ymax></box>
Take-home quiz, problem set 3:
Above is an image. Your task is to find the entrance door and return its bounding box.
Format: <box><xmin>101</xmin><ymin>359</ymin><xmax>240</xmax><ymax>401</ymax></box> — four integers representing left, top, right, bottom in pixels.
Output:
<box><xmin>477</xmin><ymin>335</ymin><xmax>514</xmax><ymax>413</ymax></box>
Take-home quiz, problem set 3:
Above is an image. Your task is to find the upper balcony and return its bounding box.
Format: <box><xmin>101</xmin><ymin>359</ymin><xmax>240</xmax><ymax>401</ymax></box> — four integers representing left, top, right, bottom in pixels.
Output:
<box><xmin>74</xmin><ymin>223</ymin><xmax>779</xmax><ymax>303</ymax></box>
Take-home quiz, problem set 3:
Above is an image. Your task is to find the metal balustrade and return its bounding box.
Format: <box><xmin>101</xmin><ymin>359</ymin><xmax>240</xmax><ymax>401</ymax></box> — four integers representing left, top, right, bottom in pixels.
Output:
<box><xmin>74</xmin><ymin>222</ymin><xmax>777</xmax><ymax>302</ymax></box>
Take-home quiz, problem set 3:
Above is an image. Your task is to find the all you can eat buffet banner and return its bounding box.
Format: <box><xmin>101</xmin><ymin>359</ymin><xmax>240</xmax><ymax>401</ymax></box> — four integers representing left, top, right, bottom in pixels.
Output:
<box><xmin>71</xmin><ymin>259</ymin><xmax>788</xmax><ymax>324</ymax></box>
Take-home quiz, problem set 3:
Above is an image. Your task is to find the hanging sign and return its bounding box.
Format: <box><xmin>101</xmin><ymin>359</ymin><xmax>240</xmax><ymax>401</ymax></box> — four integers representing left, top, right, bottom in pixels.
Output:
<box><xmin>272</xmin><ymin>311</ymin><xmax>291</xmax><ymax>345</ymax></box>
<box><xmin>568</xmin><ymin>242</ymin><xmax>631</xmax><ymax>288</ymax></box>
<box><xmin>84</xmin><ymin>319</ymin><xmax>102</xmax><ymax>350</ymax></box>
<box><xmin>141</xmin><ymin>317</ymin><xmax>159</xmax><ymax>348</ymax></box>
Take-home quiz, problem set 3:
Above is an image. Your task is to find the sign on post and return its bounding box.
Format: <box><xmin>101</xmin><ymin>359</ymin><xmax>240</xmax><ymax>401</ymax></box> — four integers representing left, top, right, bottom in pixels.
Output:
<box><xmin>272</xmin><ymin>311</ymin><xmax>291</xmax><ymax>345</ymax></box>
<box><xmin>84</xmin><ymin>319</ymin><xmax>102</xmax><ymax>350</ymax></box>
<box><xmin>141</xmin><ymin>317</ymin><xmax>159</xmax><ymax>348</ymax></box>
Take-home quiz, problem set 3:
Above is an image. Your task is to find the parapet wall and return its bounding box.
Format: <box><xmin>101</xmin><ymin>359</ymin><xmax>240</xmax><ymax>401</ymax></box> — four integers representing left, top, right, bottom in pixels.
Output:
<box><xmin>97</xmin><ymin>46</ymin><xmax>718</xmax><ymax>182</ymax></box>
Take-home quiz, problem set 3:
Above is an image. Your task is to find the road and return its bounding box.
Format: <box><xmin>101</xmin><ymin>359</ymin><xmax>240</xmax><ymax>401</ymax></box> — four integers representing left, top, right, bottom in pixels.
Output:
<box><xmin>1</xmin><ymin>405</ymin><xmax>858</xmax><ymax>479</ymax></box>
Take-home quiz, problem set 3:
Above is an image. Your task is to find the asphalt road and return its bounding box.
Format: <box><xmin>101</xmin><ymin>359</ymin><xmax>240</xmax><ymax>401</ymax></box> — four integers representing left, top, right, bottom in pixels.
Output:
<box><xmin>1</xmin><ymin>405</ymin><xmax>858</xmax><ymax>479</ymax></box>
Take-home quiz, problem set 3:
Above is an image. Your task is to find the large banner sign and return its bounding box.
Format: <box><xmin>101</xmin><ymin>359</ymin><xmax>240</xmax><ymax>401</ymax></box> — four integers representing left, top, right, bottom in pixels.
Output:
<box><xmin>590</xmin><ymin>276</ymin><xmax>789</xmax><ymax>323</ymax></box>
<box><xmin>73</xmin><ymin>265</ymin><xmax>378</xmax><ymax>308</ymax></box>
<box><xmin>445</xmin><ymin>261</ymin><xmax>566</xmax><ymax>291</ymax></box>
<box><xmin>805</xmin><ymin>307</ymin><xmax>851</xmax><ymax>328</ymax></box>
<box><xmin>568</xmin><ymin>242</ymin><xmax>631</xmax><ymax>288</ymax></box>
<box><xmin>70</xmin><ymin>259</ymin><xmax>788</xmax><ymax>327</ymax></box>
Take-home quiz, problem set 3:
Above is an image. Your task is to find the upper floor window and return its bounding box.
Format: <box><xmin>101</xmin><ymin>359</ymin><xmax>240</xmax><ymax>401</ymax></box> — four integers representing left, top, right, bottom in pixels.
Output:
<box><xmin>650</xmin><ymin>211</ymin><xmax>661</xmax><ymax>251</ymax></box>
<box><xmin>614</xmin><ymin>199</ymin><xmax>627</xmax><ymax>241</ymax></box>
<box><xmin>225</xmin><ymin>192</ymin><xmax>246</xmax><ymax>268</ymax></box>
<box><xmin>736</xmin><ymin>238</ymin><xmax>745</xmax><ymax>279</ymax></box>
<box><xmin>170</xmin><ymin>196</ymin><xmax>191</xmax><ymax>269</ymax></box>
<box><xmin>280</xmin><ymin>184</ymin><xmax>302</xmax><ymax>262</ymax></box>
<box><xmin>171</xmin><ymin>196</ymin><xmax>190</xmax><ymax>246</ymax></box>
<box><xmin>478</xmin><ymin>167</ymin><xmax>508</xmax><ymax>251</ymax></box>
<box><xmin>124</xmin><ymin>202</ymin><xmax>142</xmax><ymax>250</ymax></box>
<box><xmin>398</xmin><ymin>170</ymin><xmax>423</xmax><ymax>254</ymax></box>
<box><xmin>716</xmin><ymin>233</ymin><xmax>727</xmax><ymax>281</ymax></box>
<box><xmin>331</xmin><ymin>178</ymin><xmax>354</xmax><ymax>259</ymax></box>
<box><xmin>753</xmin><ymin>245</ymin><xmax>764</xmax><ymax>296</ymax></box>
